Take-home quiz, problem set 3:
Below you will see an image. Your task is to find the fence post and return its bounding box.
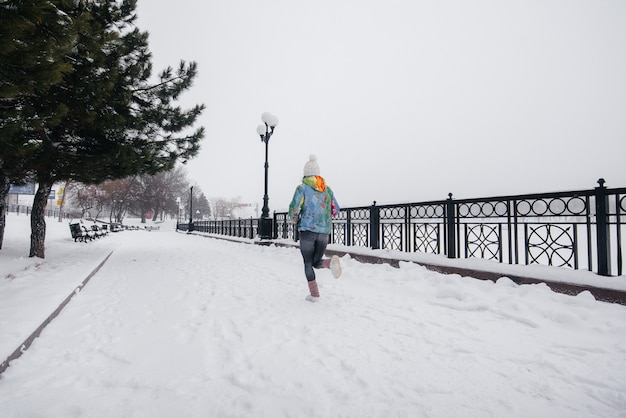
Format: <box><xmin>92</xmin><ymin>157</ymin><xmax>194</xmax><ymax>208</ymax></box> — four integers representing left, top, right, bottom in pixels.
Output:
<box><xmin>346</xmin><ymin>210</ymin><xmax>352</xmax><ymax>246</ymax></box>
<box><xmin>595</xmin><ymin>178</ymin><xmax>611</xmax><ymax>276</ymax></box>
<box><xmin>187</xmin><ymin>186</ymin><xmax>194</xmax><ymax>233</ymax></box>
<box><xmin>272</xmin><ymin>211</ymin><xmax>278</xmax><ymax>239</ymax></box>
<box><xmin>446</xmin><ymin>193</ymin><xmax>456</xmax><ymax>258</ymax></box>
<box><xmin>370</xmin><ymin>201</ymin><xmax>380</xmax><ymax>249</ymax></box>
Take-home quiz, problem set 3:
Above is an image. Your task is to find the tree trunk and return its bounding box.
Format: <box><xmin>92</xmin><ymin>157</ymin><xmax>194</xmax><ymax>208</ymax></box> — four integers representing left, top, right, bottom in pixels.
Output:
<box><xmin>153</xmin><ymin>200</ymin><xmax>162</xmax><ymax>222</ymax></box>
<box><xmin>0</xmin><ymin>173</ymin><xmax>10</xmax><ymax>250</ymax></box>
<box><xmin>115</xmin><ymin>206</ymin><xmax>125</xmax><ymax>224</ymax></box>
<box><xmin>29</xmin><ymin>180</ymin><xmax>53</xmax><ymax>258</ymax></box>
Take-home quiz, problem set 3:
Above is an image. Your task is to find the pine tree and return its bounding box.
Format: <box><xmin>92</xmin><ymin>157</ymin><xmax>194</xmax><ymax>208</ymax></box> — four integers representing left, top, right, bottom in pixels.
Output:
<box><xmin>2</xmin><ymin>0</ymin><xmax>205</xmax><ymax>257</ymax></box>
<box><xmin>0</xmin><ymin>0</ymin><xmax>74</xmax><ymax>249</ymax></box>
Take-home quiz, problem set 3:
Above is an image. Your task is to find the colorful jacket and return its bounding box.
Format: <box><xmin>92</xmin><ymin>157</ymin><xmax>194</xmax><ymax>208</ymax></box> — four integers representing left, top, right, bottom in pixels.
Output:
<box><xmin>288</xmin><ymin>176</ymin><xmax>339</xmax><ymax>234</ymax></box>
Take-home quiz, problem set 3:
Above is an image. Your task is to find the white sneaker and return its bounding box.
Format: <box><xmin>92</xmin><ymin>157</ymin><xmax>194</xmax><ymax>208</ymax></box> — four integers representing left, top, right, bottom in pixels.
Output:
<box><xmin>305</xmin><ymin>295</ymin><xmax>320</xmax><ymax>302</ymax></box>
<box><xmin>330</xmin><ymin>255</ymin><xmax>342</xmax><ymax>279</ymax></box>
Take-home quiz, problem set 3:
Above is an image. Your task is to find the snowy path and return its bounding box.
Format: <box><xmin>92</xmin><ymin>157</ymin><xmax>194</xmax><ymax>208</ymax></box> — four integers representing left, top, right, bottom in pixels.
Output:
<box><xmin>1</xmin><ymin>226</ymin><xmax>626</xmax><ymax>417</ymax></box>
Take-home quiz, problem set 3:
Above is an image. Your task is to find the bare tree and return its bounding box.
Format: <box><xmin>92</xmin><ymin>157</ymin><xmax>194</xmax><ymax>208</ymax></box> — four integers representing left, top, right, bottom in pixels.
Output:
<box><xmin>67</xmin><ymin>183</ymin><xmax>108</xmax><ymax>221</ymax></box>
<box><xmin>211</xmin><ymin>197</ymin><xmax>244</xmax><ymax>220</ymax></box>
<box><xmin>99</xmin><ymin>178</ymin><xmax>139</xmax><ymax>224</ymax></box>
<box><xmin>63</xmin><ymin>166</ymin><xmax>217</xmax><ymax>225</ymax></box>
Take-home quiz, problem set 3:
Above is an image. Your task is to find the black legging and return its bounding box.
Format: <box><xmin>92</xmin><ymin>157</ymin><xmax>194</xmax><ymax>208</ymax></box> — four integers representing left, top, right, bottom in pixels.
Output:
<box><xmin>299</xmin><ymin>231</ymin><xmax>329</xmax><ymax>281</ymax></box>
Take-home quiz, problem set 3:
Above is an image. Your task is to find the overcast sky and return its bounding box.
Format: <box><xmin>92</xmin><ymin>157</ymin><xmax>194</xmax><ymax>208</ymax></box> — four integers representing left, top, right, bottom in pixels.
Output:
<box><xmin>136</xmin><ymin>0</ymin><xmax>625</xmax><ymax>212</ymax></box>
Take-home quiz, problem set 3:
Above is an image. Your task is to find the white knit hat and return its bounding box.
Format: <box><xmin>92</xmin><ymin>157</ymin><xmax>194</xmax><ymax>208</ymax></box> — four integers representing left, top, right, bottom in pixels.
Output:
<box><xmin>303</xmin><ymin>154</ymin><xmax>320</xmax><ymax>177</ymax></box>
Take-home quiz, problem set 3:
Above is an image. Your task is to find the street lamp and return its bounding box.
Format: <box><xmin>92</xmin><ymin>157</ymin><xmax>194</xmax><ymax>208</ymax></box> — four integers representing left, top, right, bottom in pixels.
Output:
<box><xmin>176</xmin><ymin>197</ymin><xmax>181</xmax><ymax>224</ymax></box>
<box><xmin>188</xmin><ymin>186</ymin><xmax>194</xmax><ymax>233</ymax></box>
<box><xmin>256</xmin><ymin>112</ymin><xmax>279</xmax><ymax>240</ymax></box>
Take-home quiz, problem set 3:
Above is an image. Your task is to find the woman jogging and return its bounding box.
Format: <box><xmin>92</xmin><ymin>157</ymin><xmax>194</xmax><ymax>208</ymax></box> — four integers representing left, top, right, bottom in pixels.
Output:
<box><xmin>288</xmin><ymin>155</ymin><xmax>342</xmax><ymax>302</ymax></box>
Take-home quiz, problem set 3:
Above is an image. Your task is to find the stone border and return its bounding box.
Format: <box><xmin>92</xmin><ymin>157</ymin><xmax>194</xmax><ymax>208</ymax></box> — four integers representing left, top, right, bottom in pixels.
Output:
<box><xmin>0</xmin><ymin>250</ymin><xmax>115</xmax><ymax>377</ymax></box>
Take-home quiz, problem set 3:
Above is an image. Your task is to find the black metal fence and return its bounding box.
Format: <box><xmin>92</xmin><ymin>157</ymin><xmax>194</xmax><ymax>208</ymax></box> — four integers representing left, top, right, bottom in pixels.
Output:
<box><xmin>178</xmin><ymin>218</ymin><xmax>260</xmax><ymax>240</ymax></box>
<box><xmin>178</xmin><ymin>179</ymin><xmax>626</xmax><ymax>277</ymax></box>
<box><xmin>5</xmin><ymin>204</ymin><xmax>79</xmax><ymax>220</ymax></box>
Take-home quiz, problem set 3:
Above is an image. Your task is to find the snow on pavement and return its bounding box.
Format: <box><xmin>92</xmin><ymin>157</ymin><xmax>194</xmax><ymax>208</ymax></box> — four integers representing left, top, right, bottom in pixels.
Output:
<box><xmin>0</xmin><ymin>214</ymin><xmax>625</xmax><ymax>417</ymax></box>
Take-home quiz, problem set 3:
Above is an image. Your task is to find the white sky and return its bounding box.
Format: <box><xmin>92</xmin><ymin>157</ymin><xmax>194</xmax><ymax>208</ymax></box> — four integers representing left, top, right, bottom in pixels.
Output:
<box><xmin>135</xmin><ymin>0</ymin><xmax>626</xmax><ymax>211</ymax></box>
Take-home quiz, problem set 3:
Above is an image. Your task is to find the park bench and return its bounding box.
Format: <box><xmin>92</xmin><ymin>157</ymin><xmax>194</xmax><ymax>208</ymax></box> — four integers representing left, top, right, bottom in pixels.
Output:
<box><xmin>109</xmin><ymin>223</ymin><xmax>122</xmax><ymax>232</ymax></box>
<box><xmin>91</xmin><ymin>224</ymin><xmax>108</xmax><ymax>238</ymax></box>
<box><xmin>69</xmin><ymin>223</ymin><xmax>93</xmax><ymax>242</ymax></box>
<box><xmin>81</xmin><ymin>225</ymin><xmax>97</xmax><ymax>240</ymax></box>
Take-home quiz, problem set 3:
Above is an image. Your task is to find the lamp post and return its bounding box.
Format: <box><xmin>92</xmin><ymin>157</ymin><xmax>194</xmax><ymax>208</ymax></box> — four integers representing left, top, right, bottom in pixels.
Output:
<box><xmin>256</xmin><ymin>112</ymin><xmax>279</xmax><ymax>240</ymax></box>
<box><xmin>111</xmin><ymin>199</ymin><xmax>117</xmax><ymax>223</ymax></box>
<box><xmin>188</xmin><ymin>186</ymin><xmax>194</xmax><ymax>233</ymax></box>
<box><xmin>176</xmin><ymin>197</ymin><xmax>181</xmax><ymax>224</ymax></box>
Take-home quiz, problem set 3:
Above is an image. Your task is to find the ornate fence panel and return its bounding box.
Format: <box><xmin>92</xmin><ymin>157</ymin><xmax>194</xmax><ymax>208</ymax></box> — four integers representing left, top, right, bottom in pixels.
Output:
<box><xmin>274</xmin><ymin>213</ymin><xmax>294</xmax><ymax>240</ymax></box>
<box><xmin>409</xmin><ymin>203</ymin><xmax>446</xmax><ymax>255</ymax></box>
<box><xmin>346</xmin><ymin>206</ymin><xmax>371</xmax><ymax>248</ymax></box>
<box><xmin>379</xmin><ymin>205</ymin><xmax>406</xmax><ymax>251</ymax></box>
<box><xmin>452</xmin><ymin>193</ymin><xmax>595</xmax><ymax>271</ymax></box>
<box><xmin>371</xmin><ymin>202</ymin><xmax>447</xmax><ymax>254</ymax></box>
<box><xmin>515</xmin><ymin>194</ymin><xmax>591</xmax><ymax>270</ymax></box>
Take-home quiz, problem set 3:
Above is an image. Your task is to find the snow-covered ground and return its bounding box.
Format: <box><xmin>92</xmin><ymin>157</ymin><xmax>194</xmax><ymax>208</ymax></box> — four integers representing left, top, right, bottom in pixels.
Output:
<box><xmin>1</xmin><ymin>212</ymin><xmax>625</xmax><ymax>417</ymax></box>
